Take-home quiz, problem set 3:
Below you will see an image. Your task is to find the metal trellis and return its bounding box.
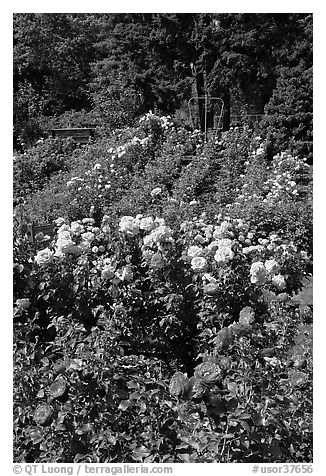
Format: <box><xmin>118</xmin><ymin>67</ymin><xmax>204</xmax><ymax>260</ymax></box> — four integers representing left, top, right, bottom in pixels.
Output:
<box><xmin>188</xmin><ymin>95</ymin><xmax>224</xmax><ymax>142</ymax></box>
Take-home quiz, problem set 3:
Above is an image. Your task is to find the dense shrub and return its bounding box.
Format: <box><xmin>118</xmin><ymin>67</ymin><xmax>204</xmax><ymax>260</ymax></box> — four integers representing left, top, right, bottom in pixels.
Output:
<box><xmin>13</xmin><ymin>137</ymin><xmax>78</xmax><ymax>198</ymax></box>
<box><xmin>13</xmin><ymin>113</ymin><xmax>313</xmax><ymax>463</ymax></box>
<box><xmin>262</xmin><ymin>66</ymin><xmax>313</xmax><ymax>163</ymax></box>
<box><xmin>39</xmin><ymin>109</ymin><xmax>99</xmax><ymax>130</ymax></box>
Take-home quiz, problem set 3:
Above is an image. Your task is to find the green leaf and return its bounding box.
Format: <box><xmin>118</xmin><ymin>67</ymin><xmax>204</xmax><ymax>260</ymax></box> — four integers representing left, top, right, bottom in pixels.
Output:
<box><xmin>116</xmin><ymin>388</ymin><xmax>129</xmax><ymax>399</ymax></box>
<box><xmin>176</xmin><ymin>443</ymin><xmax>190</xmax><ymax>450</ymax></box>
<box><xmin>73</xmin><ymin>284</ymin><xmax>79</xmax><ymax>293</ymax></box>
<box><xmin>118</xmin><ymin>400</ymin><xmax>131</xmax><ymax>411</ymax></box>
<box><xmin>132</xmin><ymin>446</ymin><xmax>151</xmax><ymax>461</ymax></box>
<box><xmin>226</xmin><ymin>397</ymin><xmax>238</xmax><ymax>412</ymax></box>
<box><xmin>252</xmin><ymin>412</ymin><xmax>265</xmax><ymax>426</ymax></box>
<box><xmin>28</xmin><ymin>428</ymin><xmax>43</xmax><ymax>444</ymax></box>
<box><xmin>48</xmin><ymin>378</ymin><xmax>67</xmax><ymax>399</ymax></box>
<box><xmin>269</xmin><ymin>444</ymin><xmax>282</xmax><ymax>457</ymax></box>
<box><xmin>178</xmin><ymin>453</ymin><xmax>191</xmax><ymax>463</ymax></box>
<box><xmin>76</xmin><ymin>423</ymin><xmax>94</xmax><ymax>434</ymax></box>
<box><xmin>240</xmin><ymin>420</ymin><xmax>251</xmax><ymax>432</ymax></box>
<box><xmin>129</xmin><ymin>391</ymin><xmax>141</xmax><ymax>400</ymax></box>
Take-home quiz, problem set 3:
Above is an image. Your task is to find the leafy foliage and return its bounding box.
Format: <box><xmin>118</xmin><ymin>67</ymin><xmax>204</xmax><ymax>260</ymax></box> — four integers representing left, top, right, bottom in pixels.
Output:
<box><xmin>262</xmin><ymin>66</ymin><xmax>313</xmax><ymax>162</ymax></box>
<box><xmin>13</xmin><ymin>88</ymin><xmax>312</xmax><ymax>464</ymax></box>
<box><xmin>14</xmin><ymin>13</ymin><xmax>312</xmax><ymax>157</ymax></box>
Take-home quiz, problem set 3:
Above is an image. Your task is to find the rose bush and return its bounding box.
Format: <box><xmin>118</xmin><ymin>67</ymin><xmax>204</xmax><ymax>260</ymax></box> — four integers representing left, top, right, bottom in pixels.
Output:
<box><xmin>13</xmin><ymin>113</ymin><xmax>312</xmax><ymax>463</ymax></box>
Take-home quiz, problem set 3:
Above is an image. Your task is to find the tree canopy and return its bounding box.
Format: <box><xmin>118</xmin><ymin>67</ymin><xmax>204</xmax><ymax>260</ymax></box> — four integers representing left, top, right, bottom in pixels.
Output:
<box><xmin>13</xmin><ymin>13</ymin><xmax>312</xmax><ymax>157</ymax></box>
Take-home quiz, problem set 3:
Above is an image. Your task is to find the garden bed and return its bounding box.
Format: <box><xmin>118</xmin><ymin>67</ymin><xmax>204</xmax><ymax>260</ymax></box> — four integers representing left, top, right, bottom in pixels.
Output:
<box><xmin>13</xmin><ymin>113</ymin><xmax>313</xmax><ymax>463</ymax></box>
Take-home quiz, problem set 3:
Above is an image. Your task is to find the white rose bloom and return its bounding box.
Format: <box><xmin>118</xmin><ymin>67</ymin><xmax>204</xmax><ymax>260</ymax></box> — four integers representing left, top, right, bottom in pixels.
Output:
<box><xmin>191</xmin><ymin>256</ymin><xmax>207</xmax><ymax>272</ymax></box>
<box><xmin>82</xmin><ymin>218</ymin><xmax>95</xmax><ymax>225</ymax></box>
<box><xmin>81</xmin><ymin>232</ymin><xmax>95</xmax><ymax>243</ymax></box>
<box><xmin>54</xmin><ymin>217</ymin><xmax>65</xmax><ymax>227</ymax></box>
<box><xmin>220</xmin><ymin>221</ymin><xmax>231</xmax><ymax>234</ymax></box>
<box><xmin>187</xmin><ymin>245</ymin><xmax>204</xmax><ymax>257</ymax></box>
<box><xmin>154</xmin><ymin>217</ymin><xmax>165</xmax><ymax>227</ymax></box>
<box><xmin>214</xmin><ymin>247</ymin><xmax>234</xmax><ymax>265</ymax></box>
<box><xmin>58</xmin><ymin>239</ymin><xmax>80</xmax><ymax>255</ymax></box>
<box><xmin>264</xmin><ymin>259</ymin><xmax>280</xmax><ymax>274</ymax></box>
<box><xmin>250</xmin><ymin>261</ymin><xmax>268</xmax><ymax>285</ymax></box>
<box><xmin>55</xmin><ymin>230</ymin><xmax>75</xmax><ymax>253</ymax></box>
<box><xmin>218</xmin><ymin>238</ymin><xmax>233</xmax><ymax>248</ymax></box>
<box><xmin>119</xmin><ymin>216</ymin><xmax>139</xmax><ymax>237</ymax></box>
<box><xmin>58</xmin><ymin>230</ymin><xmax>71</xmax><ymax>240</ymax></box>
<box><xmin>204</xmin><ymin>225</ymin><xmax>214</xmax><ymax>239</ymax></box>
<box><xmin>213</xmin><ymin>226</ymin><xmax>223</xmax><ymax>239</ymax></box>
<box><xmin>35</xmin><ymin>248</ymin><xmax>54</xmax><ymax>265</ymax></box>
<box><xmin>16</xmin><ymin>298</ymin><xmax>30</xmax><ymax>310</ymax></box>
<box><xmin>243</xmin><ymin>245</ymin><xmax>265</xmax><ymax>255</ymax></box>
<box><xmin>139</xmin><ymin>216</ymin><xmax>155</xmax><ymax>232</ymax></box>
<box><xmin>150</xmin><ymin>225</ymin><xmax>172</xmax><ymax>243</ymax></box>
<box><xmin>58</xmin><ymin>224</ymin><xmax>70</xmax><ymax>234</ymax></box>
<box><xmin>272</xmin><ymin>274</ymin><xmax>286</xmax><ymax>290</ymax></box>
<box><xmin>70</xmin><ymin>221</ymin><xmax>84</xmax><ymax>235</ymax></box>
<box><xmin>143</xmin><ymin>234</ymin><xmax>155</xmax><ymax>248</ymax></box>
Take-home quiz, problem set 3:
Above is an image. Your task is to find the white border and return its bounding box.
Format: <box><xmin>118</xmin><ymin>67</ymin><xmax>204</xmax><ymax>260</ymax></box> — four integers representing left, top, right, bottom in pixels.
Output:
<box><xmin>3</xmin><ymin>4</ymin><xmax>324</xmax><ymax>474</ymax></box>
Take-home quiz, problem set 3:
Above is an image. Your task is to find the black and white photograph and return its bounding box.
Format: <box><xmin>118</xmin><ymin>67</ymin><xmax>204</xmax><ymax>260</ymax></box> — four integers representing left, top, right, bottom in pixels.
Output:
<box><xmin>10</xmin><ymin>4</ymin><xmax>317</xmax><ymax>472</ymax></box>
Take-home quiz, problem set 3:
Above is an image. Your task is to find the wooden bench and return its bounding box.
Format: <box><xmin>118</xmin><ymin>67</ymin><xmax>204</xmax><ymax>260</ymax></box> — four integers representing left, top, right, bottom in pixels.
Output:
<box><xmin>48</xmin><ymin>128</ymin><xmax>95</xmax><ymax>144</ymax></box>
<box><xmin>27</xmin><ymin>223</ymin><xmax>56</xmax><ymax>243</ymax></box>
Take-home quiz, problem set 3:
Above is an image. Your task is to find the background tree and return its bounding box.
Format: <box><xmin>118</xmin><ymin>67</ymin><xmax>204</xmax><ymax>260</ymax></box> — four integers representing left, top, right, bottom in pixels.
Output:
<box><xmin>13</xmin><ymin>13</ymin><xmax>103</xmax><ymax>145</ymax></box>
<box><xmin>13</xmin><ymin>13</ymin><xmax>312</xmax><ymax>158</ymax></box>
<box><xmin>261</xmin><ymin>14</ymin><xmax>313</xmax><ymax>161</ymax></box>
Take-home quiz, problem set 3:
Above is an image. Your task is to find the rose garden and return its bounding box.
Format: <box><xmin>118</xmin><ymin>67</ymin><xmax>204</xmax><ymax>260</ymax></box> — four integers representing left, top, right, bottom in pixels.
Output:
<box><xmin>13</xmin><ymin>111</ymin><xmax>313</xmax><ymax>463</ymax></box>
